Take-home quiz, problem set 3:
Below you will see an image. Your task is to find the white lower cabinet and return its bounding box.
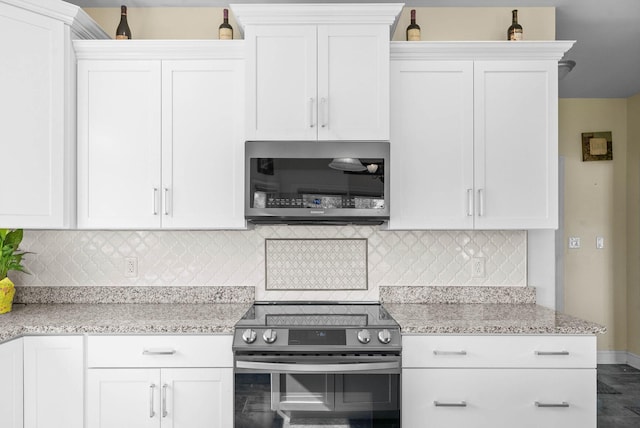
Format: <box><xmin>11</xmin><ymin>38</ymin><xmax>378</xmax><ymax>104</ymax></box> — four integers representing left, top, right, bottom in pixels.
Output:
<box><xmin>87</xmin><ymin>367</ymin><xmax>233</xmax><ymax>428</ymax></box>
<box><xmin>402</xmin><ymin>335</ymin><xmax>596</xmax><ymax>428</ymax></box>
<box><xmin>23</xmin><ymin>336</ymin><xmax>84</xmax><ymax>428</ymax></box>
<box><xmin>403</xmin><ymin>369</ymin><xmax>595</xmax><ymax>428</ymax></box>
<box><xmin>0</xmin><ymin>338</ymin><xmax>23</xmax><ymax>428</ymax></box>
<box><xmin>86</xmin><ymin>335</ymin><xmax>233</xmax><ymax>428</ymax></box>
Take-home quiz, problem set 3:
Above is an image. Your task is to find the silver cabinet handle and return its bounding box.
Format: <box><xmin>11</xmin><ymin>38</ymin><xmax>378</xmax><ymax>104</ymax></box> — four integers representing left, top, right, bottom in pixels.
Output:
<box><xmin>152</xmin><ymin>188</ymin><xmax>158</xmax><ymax>215</ymax></box>
<box><xmin>434</xmin><ymin>401</ymin><xmax>467</xmax><ymax>407</ymax></box>
<box><xmin>535</xmin><ymin>401</ymin><xmax>570</xmax><ymax>408</ymax></box>
<box><xmin>467</xmin><ymin>189</ymin><xmax>473</xmax><ymax>216</ymax></box>
<box><xmin>535</xmin><ymin>350</ymin><xmax>570</xmax><ymax>356</ymax></box>
<box><xmin>143</xmin><ymin>348</ymin><xmax>177</xmax><ymax>355</ymax></box>
<box><xmin>162</xmin><ymin>384</ymin><xmax>168</xmax><ymax>418</ymax></box>
<box><xmin>309</xmin><ymin>97</ymin><xmax>315</xmax><ymax>128</ymax></box>
<box><xmin>149</xmin><ymin>384</ymin><xmax>156</xmax><ymax>418</ymax></box>
<box><xmin>320</xmin><ymin>97</ymin><xmax>327</xmax><ymax>128</ymax></box>
<box><xmin>433</xmin><ymin>350</ymin><xmax>467</xmax><ymax>356</ymax></box>
<box><xmin>162</xmin><ymin>187</ymin><xmax>169</xmax><ymax>215</ymax></box>
<box><xmin>478</xmin><ymin>188</ymin><xmax>484</xmax><ymax>216</ymax></box>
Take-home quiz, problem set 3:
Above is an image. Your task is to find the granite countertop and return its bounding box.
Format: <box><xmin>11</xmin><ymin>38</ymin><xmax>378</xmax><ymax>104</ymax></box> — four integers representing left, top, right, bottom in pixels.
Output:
<box><xmin>384</xmin><ymin>303</ymin><xmax>606</xmax><ymax>335</ymax></box>
<box><xmin>0</xmin><ymin>285</ymin><xmax>606</xmax><ymax>344</ymax></box>
<box><xmin>0</xmin><ymin>302</ymin><xmax>252</xmax><ymax>343</ymax></box>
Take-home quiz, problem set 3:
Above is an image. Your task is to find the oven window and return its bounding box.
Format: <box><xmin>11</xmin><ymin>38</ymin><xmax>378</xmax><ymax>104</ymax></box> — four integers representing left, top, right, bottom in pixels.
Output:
<box><xmin>235</xmin><ymin>373</ymin><xmax>400</xmax><ymax>428</ymax></box>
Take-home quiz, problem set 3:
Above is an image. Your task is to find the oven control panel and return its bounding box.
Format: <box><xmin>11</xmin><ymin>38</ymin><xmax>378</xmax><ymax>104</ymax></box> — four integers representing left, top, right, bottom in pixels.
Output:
<box><xmin>233</xmin><ymin>327</ymin><xmax>401</xmax><ymax>351</ymax></box>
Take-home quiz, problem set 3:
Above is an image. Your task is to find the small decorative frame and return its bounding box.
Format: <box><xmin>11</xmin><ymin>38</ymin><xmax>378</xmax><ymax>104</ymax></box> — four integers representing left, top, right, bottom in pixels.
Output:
<box><xmin>582</xmin><ymin>131</ymin><xmax>613</xmax><ymax>161</ymax></box>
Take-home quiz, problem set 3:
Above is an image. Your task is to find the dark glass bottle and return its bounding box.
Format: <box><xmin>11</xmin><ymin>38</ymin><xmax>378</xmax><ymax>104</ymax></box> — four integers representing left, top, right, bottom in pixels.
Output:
<box><xmin>219</xmin><ymin>8</ymin><xmax>233</xmax><ymax>40</ymax></box>
<box><xmin>115</xmin><ymin>5</ymin><xmax>131</xmax><ymax>40</ymax></box>
<box><xmin>406</xmin><ymin>9</ymin><xmax>421</xmax><ymax>41</ymax></box>
<box><xmin>507</xmin><ymin>9</ymin><xmax>523</xmax><ymax>41</ymax></box>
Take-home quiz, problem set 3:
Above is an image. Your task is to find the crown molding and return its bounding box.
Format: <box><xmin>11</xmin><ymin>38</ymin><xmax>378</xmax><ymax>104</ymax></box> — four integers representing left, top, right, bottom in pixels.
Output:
<box><xmin>1</xmin><ymin>0</ymin><xmax>108</xmax><ymax>39</ymax></box>
<box><xmin>231</xmin><ymin>3</ymin><xmax>404</xmax><ymax>29</ymax></box>
<box><xmin>391</xmin><ymin>41</ymin><xmax>576</xmax><ymax>61</ymax></box>
<box><xmin>73</xmin><ymin>40</ymin><xmax>245</xmax><ymax>60</ymax></box>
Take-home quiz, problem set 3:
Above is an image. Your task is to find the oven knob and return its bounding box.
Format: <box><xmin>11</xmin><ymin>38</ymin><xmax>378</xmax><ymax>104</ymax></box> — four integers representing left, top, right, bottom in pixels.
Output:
<box><xmin>241</xmin><ymin>329</ymin><xmax>257</xmax><ymax>344</ymax></box>
<box><xmin>357</xmin><ymin>329</ymin><xmax>371</xmax><ymax>344</ymax></box>
<box><xmin>263</xmin><ymin>329</ymin><xmax>278</xmax><ymax>344</ymax></box>
<box><xmin>378</xmin><ymin>329</ymin><xmax>392</xmax><ymax>344</ymax></box>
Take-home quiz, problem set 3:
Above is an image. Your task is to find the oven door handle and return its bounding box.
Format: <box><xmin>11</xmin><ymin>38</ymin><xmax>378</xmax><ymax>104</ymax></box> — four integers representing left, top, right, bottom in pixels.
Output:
<box><xmin>235</xmin><ymin>360</ymin><xmax>400</xmax><ymax>373</ymax></box>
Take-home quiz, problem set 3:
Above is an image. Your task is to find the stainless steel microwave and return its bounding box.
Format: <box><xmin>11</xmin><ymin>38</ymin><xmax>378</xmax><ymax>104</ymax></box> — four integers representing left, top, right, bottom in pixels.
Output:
<box><xmin>245</xmin><ymin>141</ymin><xmax>389</xmax><ymax>224</ymax></box>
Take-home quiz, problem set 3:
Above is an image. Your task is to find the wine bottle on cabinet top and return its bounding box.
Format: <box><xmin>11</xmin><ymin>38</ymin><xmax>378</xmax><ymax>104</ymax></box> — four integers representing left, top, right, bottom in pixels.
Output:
<box><xmin>115</xmin><ymin>5</ymin><xmax>131</xmax><ymax>39</ymax></box>
<box><xmin>219</xmin><ymin>8</ymin><xmax>233</xmax><ymax>40</ymax></box>
<box><xmin>406</xmin><ymin>9</ymin><xmax>421</xmax><ymax>41</ymax></box>
<box><xmin>507</xmin><ymin>9</ymin><xmax>523</xmax><ymax>40</ymax></box>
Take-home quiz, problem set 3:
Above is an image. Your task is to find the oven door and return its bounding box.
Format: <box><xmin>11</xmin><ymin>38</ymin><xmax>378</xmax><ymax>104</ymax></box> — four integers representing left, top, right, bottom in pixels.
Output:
<box><xmin>234</xmin><ymin>354</ymin><xmax>401</xmax><ymax>428</ymax></box>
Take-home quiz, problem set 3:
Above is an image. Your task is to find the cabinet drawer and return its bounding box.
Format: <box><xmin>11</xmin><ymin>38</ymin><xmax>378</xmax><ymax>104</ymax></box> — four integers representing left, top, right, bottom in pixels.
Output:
<box><xmin>87</xmin><ymin>335</ymin><xmax>232</xmax><ymax>368</ymax></box>
<box><xmin>402</xmin><ymin>368</ymin><xmax>596</xmax><ymax>428</ymax></box>
<box><xmin>402</xmin><ymin>335</ymin><xmax>596</xmax><ymax>368</ymax></box>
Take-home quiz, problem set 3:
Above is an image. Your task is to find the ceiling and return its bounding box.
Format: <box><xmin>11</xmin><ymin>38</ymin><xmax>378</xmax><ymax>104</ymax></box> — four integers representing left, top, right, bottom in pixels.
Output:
<box><xmin>66</xmin><ymin>0</ymin><xmax>640</xmax><ymax>99</ymax></box>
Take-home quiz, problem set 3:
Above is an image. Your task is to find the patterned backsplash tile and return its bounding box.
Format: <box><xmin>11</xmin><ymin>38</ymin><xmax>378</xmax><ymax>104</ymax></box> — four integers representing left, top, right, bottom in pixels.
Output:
<box><xmin>13</xmin><ymin>227</ymin><xmax>526</xmax><ymax>301</ymax></box>
<box><xmin>266</xmin><ymin>239</ymin><xmax>368</xmax><ymax>290</ymax></box>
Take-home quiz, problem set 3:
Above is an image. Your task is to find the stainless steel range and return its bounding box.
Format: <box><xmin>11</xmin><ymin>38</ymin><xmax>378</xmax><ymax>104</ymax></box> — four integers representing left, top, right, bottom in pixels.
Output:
<box><xmin>233</xmin><ymin>302</ymin><xmax>401</xmax><ymax>428</ymax></box>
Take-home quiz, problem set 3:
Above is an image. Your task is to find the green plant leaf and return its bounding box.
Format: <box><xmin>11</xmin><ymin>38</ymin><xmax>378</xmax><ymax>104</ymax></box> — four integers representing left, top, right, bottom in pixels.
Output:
<box><xmin>4</xmin><ymin>229</ymin><xmax>23</xmax><ymax>249</ymax></box>
<box><xmin>0</xmin><ymin>228</ymin><xmax>30</xmax><ymax>278</ymax></box>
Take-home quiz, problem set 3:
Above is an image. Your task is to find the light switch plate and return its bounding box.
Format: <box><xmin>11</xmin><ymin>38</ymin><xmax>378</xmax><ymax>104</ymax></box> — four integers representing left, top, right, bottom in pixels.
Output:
<box><xmin>568</xmin><ymin>237</ymin><xmax>581</xmax><ymax>249</ymax></box>
<box><xmin>596</xmin><ymin>236</ymin><xmax>604</xmax><ymax>249</ymax></box>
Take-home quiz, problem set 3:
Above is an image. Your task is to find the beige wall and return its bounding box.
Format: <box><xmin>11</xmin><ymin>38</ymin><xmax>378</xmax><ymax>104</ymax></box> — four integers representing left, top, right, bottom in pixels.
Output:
<box><xmin>84</xmin><ymin>7</ymin><xmax>555</xmax><ymax>41</ymax></box>
<box><xmin>392</xmin><ymin>7</ymin><xmax>554</xmax><ymax>41</ymax></box>
<box><xmin>559</xmin><ymin>99</ymin><xmax>628</xmax><ymax>351</ymax></box>
<box><xmin>627</xmin><ymin>93</ymin><xmax>640</xmax><ymax>355</ymax></box>
<box><xmin>84</xmin><ymin>7</ymin><xmax>241</xmax><ymax>40</ymax></box>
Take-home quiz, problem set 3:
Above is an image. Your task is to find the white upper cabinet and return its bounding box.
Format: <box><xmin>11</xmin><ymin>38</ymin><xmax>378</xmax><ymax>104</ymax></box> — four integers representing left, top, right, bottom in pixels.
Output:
<box><xmin>235</xmin><ymin>3</ymin><xmax>402</xmax><ymax>141</ymax></box>
<box><xmin>390</xmin><ymin>60</ymin><xmax>474</xmax><ymax>230</ymax></box>
<box><xmin>474</xmin><ymin>60</ymin><xmax>558</xmax><ymax>229</ymax></box>
<box><xmin>78</xmin><ymin>60</ymin><xmax>162</xmax><ymax>229</ymax></box>
<box><xmin>0</xmin><ymin>0</ymin><xmax>107</xmax><ymax>229</ymax></box>
<box><xmin>389</xmin><ymin>41</ymin><xmax>573</xmax><ymax>230</ymax></box>
<box><xmin>75</xmin><ymin>41</ymin><xmax>246</xmax><ymax>230</ymax></box>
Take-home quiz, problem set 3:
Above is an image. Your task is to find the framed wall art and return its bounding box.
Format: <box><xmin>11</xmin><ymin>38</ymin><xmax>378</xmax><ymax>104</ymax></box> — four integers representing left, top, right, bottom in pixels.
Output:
<box><xmin>582</xmin><ymin>131</ymin><xmax>613</xmax><ymax>161</ymax></box>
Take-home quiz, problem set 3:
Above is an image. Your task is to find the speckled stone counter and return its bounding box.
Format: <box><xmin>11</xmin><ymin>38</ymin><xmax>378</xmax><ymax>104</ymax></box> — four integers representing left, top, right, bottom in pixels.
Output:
<box><xmin>384</xmin><ymin>303</ymin><xmax>606</xmax><ymax>335</ymax></box>
<box><xmin>1</xmin><ymin>286</ymin><xmax>254</xmax><ymax>343</ymax></box>
<box><xmin>0</xmin><ymin>302</ymin><xmax>252</xmax><ymax>343</ymax></box>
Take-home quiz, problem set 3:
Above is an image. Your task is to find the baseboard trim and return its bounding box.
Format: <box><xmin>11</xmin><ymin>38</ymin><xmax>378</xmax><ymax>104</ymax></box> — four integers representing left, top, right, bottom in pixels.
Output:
<box><xmin>627</xmin><ymin>352</ymin><xmax>640</xmax><ymax>369</ymax></box>
<box><xmin>597</xmin><ymin>350</ymin><xmax>640</xmax><ymax>369</ymax></box>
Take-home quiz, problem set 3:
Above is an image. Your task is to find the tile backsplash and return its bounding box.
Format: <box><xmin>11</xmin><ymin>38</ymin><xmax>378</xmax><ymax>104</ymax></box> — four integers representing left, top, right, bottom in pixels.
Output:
<box><xmin>14</xmin><ymin>227</ymin><xmax>526</xmax><ymax>301</ymax></box>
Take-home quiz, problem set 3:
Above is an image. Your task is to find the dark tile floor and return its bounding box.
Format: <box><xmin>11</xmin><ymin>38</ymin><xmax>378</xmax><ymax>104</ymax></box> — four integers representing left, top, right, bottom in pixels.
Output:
<box><xmin>598</xmin><ymin>364</ymin><xmax>640</xmax><ymax>427</ymax></box>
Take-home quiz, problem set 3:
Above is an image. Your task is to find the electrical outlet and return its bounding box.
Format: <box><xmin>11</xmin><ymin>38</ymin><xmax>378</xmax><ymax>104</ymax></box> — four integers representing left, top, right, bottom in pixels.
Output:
<box><xmin>124</xmin><ymin>257</ymin><xmax>138</xmax><ymax>278</ymax></box>
<box><xmin>568</xmin><ymin>237</ymin><xmax>581</xmax><ymax>249</ymax></box>
<box><xmin>471</xmin><ymin>257</ymin><xmax>485</xmax><ymax>278</ymax></box>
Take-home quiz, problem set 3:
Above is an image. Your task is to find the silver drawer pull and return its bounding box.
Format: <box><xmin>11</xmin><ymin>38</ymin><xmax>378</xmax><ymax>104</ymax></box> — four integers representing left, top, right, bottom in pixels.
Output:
<box><xmin>434</xmin><ymin>401</ymin><xmax>467</xmax><ymax>407</ymax></box>
<box><xmin>535</xmin><ymin>401</ymin><xmax>570</xmax><ymax>408</ymax></box>
<box><xmin>433</xmin><ymin>350</ymin><xmax>467</xmax><ymax>356</ymax></box>
<box><xmin>535</xmin><ymin>351</ymin><xmax>570</xmax><ymax>356</ymax></box>
<box><xmin>143</xmin><ymin>348</ymin><xmax>177</xmax><ymax>355</ymax></box>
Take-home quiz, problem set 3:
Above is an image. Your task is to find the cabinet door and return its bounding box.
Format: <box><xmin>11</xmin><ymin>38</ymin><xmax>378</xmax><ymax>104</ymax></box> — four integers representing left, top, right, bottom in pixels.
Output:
<box><xmin>0</xmin><ymin>338</ymin><xmax>23</xmax><ymax>428</ymax></box>
<box><xmin>403</xmin><ymin>368</ymin><xmax>595</xmax><ymax>428</ymax></box>
<box><xmin>161</xmin><ymin>60</ymin><xmax>245</xmax><ymax>229</ymax></box>
<box><xmin>474</xmin><ymin>61</ymin><xmax>558</xmax><ymax>229</ymax></box>
<box><xmin>318</xmin><ymin>25</ymin><xmax>389</xmax><ymax>141</ymax></box>
<box><xmin>0</xmin><ymin>4</ymin><xmax>71</xmax><ymax>228</ymax></box>
<box><xmin>246</xmin><ymin>25</ymin><xmax>317</xmax><ymax>140</ymax></box>
<box><xmin>388</xmin><ymin>60</ymin><xmax>474</xmax><ymax>229</ymax></box>
<box><xmin>160</xmin><ymin>368</ymin><xmax>233</xmax><ymax>428</ymax></box>
<box><xmin>87</xmin><ymin>369</ymin><xmax>160</xmax><ymax>428</ymax></box>
<box><xmin>78</xmin><ymin>60</ymin><xmax>162</xmax><ymax>229</ymax></box>
<box><xmin>23</xmin><ymin>336</ymin><xmax>84</xmax><ymax>428</ymax></box>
